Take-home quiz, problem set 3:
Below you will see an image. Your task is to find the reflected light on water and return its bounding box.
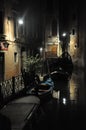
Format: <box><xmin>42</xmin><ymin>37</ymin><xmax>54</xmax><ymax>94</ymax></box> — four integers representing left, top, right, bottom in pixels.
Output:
<box><xmin>69</xmin><ymin>79</ymin><xmax>78</xmax><ymax>102</ymax></box>
<box><xmin>52</xmin><ymin>90</ymin><xmax>60</xmax><ymax>99</ymax></box>
<box><xmin>52</xmin><ymin>71</ymin><xmax>85</xmax><ymax>106</ymax></box>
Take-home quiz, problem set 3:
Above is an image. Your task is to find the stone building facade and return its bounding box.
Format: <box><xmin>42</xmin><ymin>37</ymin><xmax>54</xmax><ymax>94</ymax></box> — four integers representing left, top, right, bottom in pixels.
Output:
<box><xmin>0</xmin><ymin>0</ymin><xmax>22</xmax><ymax>81</ymax></box>
<box><xmin>59</xmin><ymin>0</ymin><xmax>85</xmax><ymax>68</ymax></box>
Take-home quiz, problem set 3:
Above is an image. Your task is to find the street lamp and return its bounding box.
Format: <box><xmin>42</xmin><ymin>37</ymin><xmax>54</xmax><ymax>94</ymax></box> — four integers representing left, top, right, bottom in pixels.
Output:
<box><xmin>17</xmin><ymin>18</ymin><xmax>24</xmax><ymax>38</ymax></box>
<box><xmin>62</xmin><ymin>32</ymin><xmax>67</xmax><ymax>37</ymax></box>
<box><xmin>61</xmin><ymin>32</ymin><xmax>68</xmax><ymax>52</ymax></box>
<box><xmin>18</xmin><ymin>19</ymin><xmax>23</xmax><ymax>25</ymax></box>
<box><xmin>39</xmin><ymin>47</ymin><xmax>43</xmax><ymax>58</ymax></box>
<box><xmin>40</xmin><ymin>47</ymin><xmax>43</xmax><ymax>52</ymax></box>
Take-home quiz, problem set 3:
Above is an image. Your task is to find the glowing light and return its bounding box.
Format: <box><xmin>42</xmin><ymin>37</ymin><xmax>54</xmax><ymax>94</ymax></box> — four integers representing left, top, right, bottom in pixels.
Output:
<box><xmin>62</xmin><ymin>33</ymin><xmax>67</xmax><ymax>37</ymax></box>
<box><xmin>63</xmin><ymin>98</ymin><xmax>66</xmax><ymax>104</ymax></box>
<box><xmin>40</xmin><ymin>47</ymin><xmax>43</xmax><ymax>52</ymax></box>
<box><xmin>18</xmin><ymin>19</ymin><xmax>23</xmax><ymax>25</ymax></box>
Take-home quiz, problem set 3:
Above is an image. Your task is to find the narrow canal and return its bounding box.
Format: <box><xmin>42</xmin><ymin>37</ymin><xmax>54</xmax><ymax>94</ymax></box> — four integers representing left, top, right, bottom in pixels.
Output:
<box><xmin>34</xmin><ymin>69</ymin><xmax>86</xmax><ymax>130</ymax></box>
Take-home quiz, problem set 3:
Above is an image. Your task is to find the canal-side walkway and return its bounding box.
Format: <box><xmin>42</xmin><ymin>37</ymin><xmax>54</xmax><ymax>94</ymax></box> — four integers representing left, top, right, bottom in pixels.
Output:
<box><xmin>0</xmin><ymin>95</ymin><xmax>40</xmax><ymax>130</ymax></box>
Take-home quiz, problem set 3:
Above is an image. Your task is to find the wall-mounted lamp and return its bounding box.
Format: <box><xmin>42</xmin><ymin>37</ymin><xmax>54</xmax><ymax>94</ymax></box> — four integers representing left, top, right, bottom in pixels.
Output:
<box><xmin>62</xmin><ymin>32</ymin><xmax>67</xmax><ymax>37</ymax></box>
<box><xmin>17</xmin><ymin>18</ymin><xmax>24</xmax><ymax>38</ymax></box>
<box><xmin>0</xmin><ymin>41</ymin><xmax>9</xmax><ymax>51</ymax></box>
<box><xmin>39</xmin><ymin>47</ymin><xmax>43</xmax><ymax>52</ymax></box>
<box><xmin>18</xmin><ymin>19</ymin><xmax>23</xmax><ymax>25</ymax></box>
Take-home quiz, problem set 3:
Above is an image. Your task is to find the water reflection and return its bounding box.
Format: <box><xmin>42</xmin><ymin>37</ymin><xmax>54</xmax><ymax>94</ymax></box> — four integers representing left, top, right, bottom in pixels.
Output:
<box><xmin>69</xmin><ymin>72</ymin><xmax>80</xmax><ymax>103</ymax></box>
<box><xmin>53</xmin><ymin>80</ymin><xmax>70</xmax><ymax>105</ymax></box>
<box><xmin>37</xmin><ymin>70</ymin><xmax>86</xmax><ymax>130</ymax></box>
<box><xmin>52</xmin><ymin>70</ymin><xmax>85</xmax><ymax>106</ymax></box>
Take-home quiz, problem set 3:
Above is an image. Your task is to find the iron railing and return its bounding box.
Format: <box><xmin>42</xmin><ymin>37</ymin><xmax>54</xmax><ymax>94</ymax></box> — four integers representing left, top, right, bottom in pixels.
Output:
<box><xmin>0</xmin><ymin>74</ymin><xmax>24</xmax><ymax>105</ymax></box>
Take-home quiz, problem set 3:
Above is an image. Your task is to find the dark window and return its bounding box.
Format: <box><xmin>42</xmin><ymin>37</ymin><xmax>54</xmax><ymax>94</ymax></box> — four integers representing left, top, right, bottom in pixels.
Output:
<box><xmin>52</xmin><ymin>19</ymin><xmax>57</xmax><ymax>36</ymax></box>
<box><xmin>14</xmin><ymin>52</ymin><xmax>18</xmax><ymax>63</ymax></box>
<box><xmin>72</xmin><ymin>29</ymin><xmax>75</xmax><ymax>35</ymax></box>
<box><xmin>72</xmin><ymin>13</ymin><xmax>76</xmax><ymax>21</ymax></box>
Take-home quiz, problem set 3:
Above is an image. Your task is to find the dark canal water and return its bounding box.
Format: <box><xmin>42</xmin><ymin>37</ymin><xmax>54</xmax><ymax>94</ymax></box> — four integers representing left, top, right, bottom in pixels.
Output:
<box><xmin>34</xmin><ymin>69</ymin><xmax>86</xmax><ymax>130</ymax></box>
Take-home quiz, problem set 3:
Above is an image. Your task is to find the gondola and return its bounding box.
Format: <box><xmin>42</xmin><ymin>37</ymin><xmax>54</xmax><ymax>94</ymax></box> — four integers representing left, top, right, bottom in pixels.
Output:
<box><xmin>27</xmin><ymin>75</ymin><xmax>54</xmax><ymax>100</ymax></box>
<box><xmin>44</xmin><ymin>52</ymin><xmax>73</xmax><ymax>81</ymax></box>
